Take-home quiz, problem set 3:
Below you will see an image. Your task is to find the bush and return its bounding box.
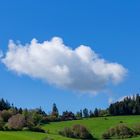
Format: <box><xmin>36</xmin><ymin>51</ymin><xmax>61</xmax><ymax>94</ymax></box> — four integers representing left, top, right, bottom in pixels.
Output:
<box><xmin>42</xmin><ymin>137</ymin><xmax>54</xmax><ymax>140</ymax></box>
<box><xmin>29</xmin><ymin>126</ymin><xmax>45</xmax><ymax>133</ymax></box>
<box><xmin>102</xmin><ymin>132</ymin><xmax>110</xmax><ymax>139</ymax></box>
<box><xmin>59</xmin><ymin>127</ymin><xmax>74</xmax><ymax>138</ymax></box>
<box><xmin>25</xmin><ymin>115</ymin><xmax>35</xmax><ymax>128</ymax></box>
<box><xmin>116</xmin><ymin>124</ymin><xmax>135</xmax><ymax>138</ymax></box>
<box><xmin>0</xmin><ymin>117</ymin><xmax>5</xmax><ymax>130</ymax></box>
<box><xmin>72</xmin><ymin>124</ymin><xmax>93</xmax><ymax>139</ymax></box>
<box><xmin>59</xmin><ymin>124</ymin><xmax>93</xmax><ymax>139</ymax></box>
<box><xmin>8</xmin><ymin>114</ymin><xmax>25</xmax><ymax>130</ymax></box>
<box><xmin>1</xmin><ymin>110</ymin><xmax>12</xmax><ymax>122</ymax></box>
<box><xmin>133</xmin><ymin>123</ymin><xmax>140</xmax><ymax>135</ymax></box>
<box><xmin>102</xmin><ymin>124</ymin><xmax>135</xmax><ymax>139</ymax></box>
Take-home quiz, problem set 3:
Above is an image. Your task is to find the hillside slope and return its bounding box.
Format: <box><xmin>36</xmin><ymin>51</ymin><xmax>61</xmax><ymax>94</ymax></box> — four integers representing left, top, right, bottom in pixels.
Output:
<box><xmin>0</xmin><ymin>115</ymin><xmax>140</xmax><ymax>140</ymax></box>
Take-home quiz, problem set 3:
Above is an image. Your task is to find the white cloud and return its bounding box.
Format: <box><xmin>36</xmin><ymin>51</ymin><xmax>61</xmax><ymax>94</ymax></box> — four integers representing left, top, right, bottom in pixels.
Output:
<box><xmin>2</xmin><ymin>37</ymin><xmax>127</xmax><ymax>93</ymax></box>
<box><xmin>108</xmin><ymin>97</ymin><xmax>114</xmax><ymax>104</ymax></box>
<box><xmin>118</xmin><ymin>95</ymin><xmax>134</xmax><ymax>102</ymax></box>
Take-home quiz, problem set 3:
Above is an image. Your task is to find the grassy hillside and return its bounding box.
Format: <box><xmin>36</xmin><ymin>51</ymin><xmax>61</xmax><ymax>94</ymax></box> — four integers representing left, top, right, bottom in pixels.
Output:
<box><xmin>1</xmin><ymin>115</ymin><xmax>140</xmax><ymax>140</ymax></box>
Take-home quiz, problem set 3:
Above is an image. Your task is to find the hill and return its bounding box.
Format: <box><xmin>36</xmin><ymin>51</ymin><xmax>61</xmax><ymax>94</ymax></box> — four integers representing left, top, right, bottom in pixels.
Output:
<box><xmin>1</xmin><ymin>115</ymin><xmax>140</xmax><ymax>140</ymax></box>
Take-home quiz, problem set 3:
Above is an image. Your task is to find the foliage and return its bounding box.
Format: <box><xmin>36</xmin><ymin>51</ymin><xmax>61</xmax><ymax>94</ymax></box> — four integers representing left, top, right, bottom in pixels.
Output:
<box><xmin>22</xmin><ymin>108</ymin><xmax>45</xmax><ymax>127</ymax></box>
<box><xmin>28</xmin><ymin>126</ymin><xmax>45</xmax><ymax>133</ymax></box>
<box><xmin>51</xmin><ymin>103</ymin><xmax>59</xmax><ymax>118</ymax></box>
<box><xmin>1</xmin><ymin>116</ymin><xmax>140</xmax><ymax>140</ymax></box>
<box><xmin>109</xmin><ymin>94</ymin><xmax>140</xmax><ymax>115</ymax></box>
<box><xmin>61</xmin><ymin>111</ymin><xmax>76</xmax><ymax>121</ymax></box>
<box><xmin>0</xmin><ymin>117</ymin><xmax>5</xmax><ymax>130</ymax></box>
<box><xmin>72</xmin><ymin>124</ymin><xmax>93</xmax><ymax>139</ymax></box>
<box><xmin>98</xmin><ymin>109</ymin><xmax>109</xmax><ymax>116</ymax></box>
<box><xmin>59</xmin><ymin>127</ymin><xmax>74</xmax><ymax>138</ymax></box>
<box><xmin>76</xmin><ymin>110</ymin><xmax>83</xmax><ymax>119</ymax></box>
<box><xmin>59</xmin><ymin>124</ymin><xmax>93</xmax><ymax>139</ymax></box>
<box><xmin>102</xmin><ymin>124</ymin><xmax>135</xmax><ymax>139</ymax></box>
<box><xmin>83</xmin><ymin>108</ymin><xmax>89</xmax><ymax>118</ymax></box>
<box><xmin>89</xmin><ymin>110</ymin><xmax>94</xmax><ymax>117</ymax></box>
<box><xmin>94</xmin><ymin>108</ymin><xmax>99</xmax><ymax>117</ymax></box>
<box><xmin>102</xmin><ymin>132</ymin><xmax>110</xmax><ymax>139</ymax></box>
<box><xmin>0</xmin><ymin>98</ymin><xmax>11</xmax><ymax>111</ymax></box>
<box><xmin>0</xmin><ymin>110</ymin><xmax>12</xmax><ymax>122</ymax></box>
<box><xmin>8</xmin><ymin>114</ymin><xmax>26</xmax><ymax>130</ymax></box>
<box><xmin>133</xmin><ymin>123</ymin><xmax>140</xmax><ymax>135</ymax></box>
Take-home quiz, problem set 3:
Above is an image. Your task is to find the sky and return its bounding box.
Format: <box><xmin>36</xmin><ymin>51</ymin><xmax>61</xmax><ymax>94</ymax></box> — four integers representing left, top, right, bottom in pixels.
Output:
<box><xmin>0</xmin><ymin>0</ymin><xmax>140</xmax><ymax>113</ymax></box>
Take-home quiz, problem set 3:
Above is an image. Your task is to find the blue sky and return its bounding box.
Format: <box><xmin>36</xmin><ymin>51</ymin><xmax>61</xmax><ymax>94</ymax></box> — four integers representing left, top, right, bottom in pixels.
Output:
<box><xmin>0</xmin><ymin>0</ymin><xmax>140</xmax><ymax>113</ymax></box>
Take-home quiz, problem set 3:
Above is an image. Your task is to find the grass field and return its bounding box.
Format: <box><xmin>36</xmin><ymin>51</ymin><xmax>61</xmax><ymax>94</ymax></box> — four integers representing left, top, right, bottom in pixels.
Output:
<box><xmin>0</xmin><ymin>115</ymin><xmax>140</xmax><ymax>140</ymax></box>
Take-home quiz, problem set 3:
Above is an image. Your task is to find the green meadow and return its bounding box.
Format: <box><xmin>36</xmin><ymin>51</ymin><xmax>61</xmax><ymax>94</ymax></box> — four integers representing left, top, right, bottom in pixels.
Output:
<box><xmin>1</xmin><ymin>115</ymin><xmax>140</xmax><ymax>140</ymax></box>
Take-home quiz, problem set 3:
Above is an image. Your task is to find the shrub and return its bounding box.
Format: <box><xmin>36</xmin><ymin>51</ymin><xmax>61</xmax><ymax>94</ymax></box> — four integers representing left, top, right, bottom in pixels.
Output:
<box><xmin>42</xmin><ymin>137</ymin><xmax>54</xmax><ymax>140</ymax></box>
<box><xmin>29</xmin><ymin>126</ymin><xmax>45</xmax><ymax>133</ymax></box>
<box><xmin>59</xmin><ymin>124</ymin><xmax>93</xmax><ymax>139</ymax></box>
<box><xmin>25</xmin><ymin>115</ymin><xmax>35</xmax><ymax>128</ymax></box>
<box><xmin>72</xmin><ymin>124</ymin><xmax>93</xmax><ymax>139</ymax></box>
<box><xmin>102</xmin><ymin>132</ymin><xmax>110</xmax><ymax>139</ymax></box>
<box><xmin>133</xmin><ymin>123</ymin><xmax>140</xmax><ymax>135</ymax></box>
<box><xmin>102</xmin><ymin>124</ymin><xmax>135</xmax><ymax>139</ymax></box>
<box><xmin>8</xmin><ymin>114</ymin><xmax>25</xmax><ymax>130</ymax></box>
<box><xmin>1</xmin><ymin>110</ymin><xmax>12</xmax><ymax>122</ymax></box>
<box><xmin>109</xmin><ymin>127</ymin><xmax>116</xmax><ymax>136</ymax></box>
<box><xmin>116</xmin><ymin>124</ymin><xmax>135</xmax><ymax>138</ymax></box>
<box><xmin>59</xmin><ymin>127</ymin><xmax>74</xmax><ymax>138</ymax></box>
<box><xmin>0</xmin><ymin>117</ymin><xmax>5</xmax><ymax>130</ymax></box>
<box><xmin>23</xmin><ymin>109</ymin><xmax>44</xmax><ymax>126</ymax></box>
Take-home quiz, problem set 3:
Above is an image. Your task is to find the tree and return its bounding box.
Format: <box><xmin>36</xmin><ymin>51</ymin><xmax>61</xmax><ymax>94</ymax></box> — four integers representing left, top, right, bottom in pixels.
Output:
<box><xmin>25</xmin><ymin>114</ymin><xmax>35</xmax><ymax>128</ymax></box>
<box><xmin>0</xmin><ymin>110</ymin><xmax>12</xmax><ymax>122</ymax></box>
<box><xmin>80</xmin><ymin>110</ymin><xmax>83</xmax><ymax>118</ymax></box>
<box><xmin>0</xmin><ymin>117</ymin><xmax>4</xmax><ymax>130</ymax></box>
<box><xmin>94</xmin><ymin>108</ymin><xmax>99</xmax><ymax>117</ymax></box>
<box><xmin>76</xmin><ymin>111</ymin><xmax>80</xmax><ymax>118</ymax></box>
<box><xmin>0</xmin><ymin>98</ymin><xmax>11</xmax><ymax>111</ymax></box>
<box><xmin>52</xmin><ymin>103</ymin><xmax>59</xmax><ymax>118</ymax></box>
<box><xmin>18</xmin><ymin>108</ymin><xmax>23</xmax><ymax>114</ymax></box>
<box><xmin>98</xmin><ymin>109</ymin><xmax>109</xmax><ymax>116</ymax></box>
<box><xmin>89</xmin><ymin>110</ymin><xmax>94</xmax><ymax>117</ymax></box>
<box><xmin>32</xmin><ymin>111</ymin><xmax>43</xmax><ymax>125</ymax></box>
<box><xmin>109</xmin><ymin>94</ymin><xmax>140</xmax><ymax>115</ymax></box>
<box><xmin>76</xmin><ymin>110</ymin><xmax>83</xmax><ymax>119</ymax></box>
<box><xmin>59</xmin><ymin>124</ymin><xmax>93</xmax><ymax>139</ymax></box>
<box><xmin>83</xmin><ymin>108</ymin><xmax>89</xmax><ymax>118</ymax></box>
<box><xmin>61</xmin><ymin>111</ymin><xmax>76</xmax><ymax>121</ymax></box>
<box><xmin>36</xmin><ymin>107</ymin><xmax>46</xmax><ymax>116</ymax></box>
<box><xmin>72</xmin><ymin>124</ymin><xmax>93</xmax><ymax>139</ymax></box>
<box><xmin>8</xmin><ymin>114</ymin><xmax>25</xmax><ymax>130</ymax></box>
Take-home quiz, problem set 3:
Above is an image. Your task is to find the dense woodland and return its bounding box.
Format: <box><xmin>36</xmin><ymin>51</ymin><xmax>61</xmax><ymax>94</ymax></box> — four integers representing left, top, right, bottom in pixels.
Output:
<box><xmin>0</xmin><ymin>94</ymin><xmax>140</xmax><ymax>131</ymax></box>
<box><xmin>109</xmin><ymin>94</ymin><xmax>140</xmax><ymax>115</ymax></box>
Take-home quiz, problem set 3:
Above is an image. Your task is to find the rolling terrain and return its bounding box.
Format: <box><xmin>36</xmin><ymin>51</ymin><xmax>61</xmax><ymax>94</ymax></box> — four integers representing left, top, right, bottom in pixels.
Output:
<box><xmin>1</xmin><ymin>115</ymin><xmax>140</xmax><ymax>140</ymax></box>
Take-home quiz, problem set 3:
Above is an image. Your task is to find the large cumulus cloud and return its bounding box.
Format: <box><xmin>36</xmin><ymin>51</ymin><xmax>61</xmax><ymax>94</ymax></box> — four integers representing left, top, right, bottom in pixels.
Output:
<box><xmin>1</xmin><ymin>37</ymin><xmax>127</xmax><ymax>93</ymax></box>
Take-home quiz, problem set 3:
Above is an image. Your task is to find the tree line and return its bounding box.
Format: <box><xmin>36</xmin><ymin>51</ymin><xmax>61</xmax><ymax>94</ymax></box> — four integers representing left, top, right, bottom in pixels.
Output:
<box><xmin>109</xmin><ymin>94</ymin><xmax>140</xmax><ymax>115</ymax></box>
<box><xmin>0</xmin><ymin>94</ymin><xmax>140</xmax><ymax>131</ymax></box>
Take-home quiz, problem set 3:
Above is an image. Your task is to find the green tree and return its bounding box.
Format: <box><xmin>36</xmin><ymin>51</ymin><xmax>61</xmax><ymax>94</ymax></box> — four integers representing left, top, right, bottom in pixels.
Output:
<box><xmin>0</xmin><ymin>98</ymin><xmax>11</xmax><ymax>111</ymax></box>
<box><xmin>83</xmin><ymin>108</ymin><xmax>89</xmax><ymax>118</ymax></box>
<box><xmin>94</xmin><ymin>108</ymin><xmax>99</xmax><ymax>117</ymax></box>
<box><xmin>52</xmin><ymin>103</ymin><xmax>59</xmax><ymax>118</ymax></box>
